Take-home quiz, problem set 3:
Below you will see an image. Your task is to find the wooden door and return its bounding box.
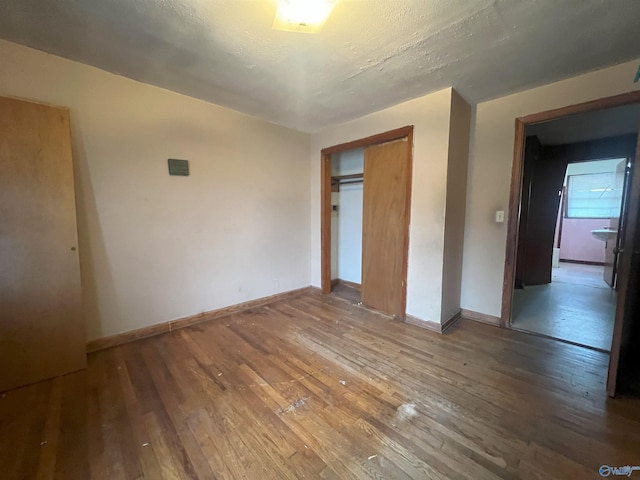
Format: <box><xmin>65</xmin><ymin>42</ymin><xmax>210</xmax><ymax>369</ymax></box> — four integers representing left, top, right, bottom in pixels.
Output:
<box><xmin>361</xmin><ymin>138</ymin><xmax>411</xmax><ymax>317</ymax></box>
<box><xmin>520</xmin><ymin>144</ymin><xmax>568</xmax><ymax>286</ymax></box>
<box><xmin>0</xmin><ymin>96</ymin><xmax>85</xmax><ymax>392</ymax></box>
<box><xmin>608</xmin><ymin>132</ymin><xmax>640</xmax><ymax>396</ymax></box>
<box><xmin>514</xmin><ymin>136</ymin><xmax>540</xmax><ymax>289</ymax></box>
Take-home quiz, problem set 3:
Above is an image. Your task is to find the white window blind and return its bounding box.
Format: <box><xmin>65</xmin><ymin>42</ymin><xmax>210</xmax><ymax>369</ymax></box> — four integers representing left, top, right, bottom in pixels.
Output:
<box><xmin>566</xmin><ymin>172</ymin><xmax>622</xmax><ymax>218</ymax></box>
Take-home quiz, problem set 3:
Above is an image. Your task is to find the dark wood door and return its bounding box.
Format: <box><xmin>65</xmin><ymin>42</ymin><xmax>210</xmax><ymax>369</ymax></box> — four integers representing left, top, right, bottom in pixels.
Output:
<box><xmin>520</xmin><ymin>141</ymin><xmax>568</xmax><ymax>286</ymax></box>
<box><xmin>514</xmin><ymin>136</ymin><xmax>540</xmax><ymax>288</ymax></box>
<box><xmin>361</xmin><ymin>138</ymin><xmax>410</xmax><ymax>317</ymax></box>
<box><xmin>608</xmin><ymin>133</ymin><xmax>640</xmax><ymax>396</ymax></box>
<box><xmin>0</xmin><ymin>96</ymin><xmax>85</xmax><ymax>392</ymax></box>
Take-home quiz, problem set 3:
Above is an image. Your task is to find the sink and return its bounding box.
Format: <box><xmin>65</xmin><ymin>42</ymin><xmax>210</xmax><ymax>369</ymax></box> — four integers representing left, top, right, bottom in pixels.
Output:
<box><xmin>591</xmin><ymin>229</ymin><xmax>617</xmax><ymax>242</ymax></box>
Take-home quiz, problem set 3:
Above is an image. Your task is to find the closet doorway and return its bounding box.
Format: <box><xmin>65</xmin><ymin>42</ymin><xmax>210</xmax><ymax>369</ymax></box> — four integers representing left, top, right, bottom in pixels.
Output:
<box><xmin>321</xmin><ymin>126</ymin><xmax>413</xmax><ymax>318</ymax></box>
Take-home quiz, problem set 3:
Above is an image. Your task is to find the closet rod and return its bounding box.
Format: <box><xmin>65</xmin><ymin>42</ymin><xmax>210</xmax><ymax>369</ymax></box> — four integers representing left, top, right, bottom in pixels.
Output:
<box><xmin>334</xmin><ymin>179</ymin><xmax>363</xmax><ymax>185</ymax></box>
<box><xmin>331</xmin><ymin>173</ymin><xmax>364</xmax><ymax>185</ymax></box>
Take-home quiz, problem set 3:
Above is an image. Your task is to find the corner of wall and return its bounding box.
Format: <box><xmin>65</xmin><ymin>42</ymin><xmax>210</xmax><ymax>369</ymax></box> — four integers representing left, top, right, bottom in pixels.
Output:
<box><xmin>440</xmin><ymin>89</ymin><xmax>472</xmax><ymax>322</ymax></box>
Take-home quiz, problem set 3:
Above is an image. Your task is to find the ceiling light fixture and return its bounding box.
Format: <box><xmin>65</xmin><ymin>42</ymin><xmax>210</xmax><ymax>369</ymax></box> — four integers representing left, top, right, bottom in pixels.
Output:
<box><xmin>273</xmin><ymin>0</ymin><xmax>336</xmax><ymax>34</ymax></box>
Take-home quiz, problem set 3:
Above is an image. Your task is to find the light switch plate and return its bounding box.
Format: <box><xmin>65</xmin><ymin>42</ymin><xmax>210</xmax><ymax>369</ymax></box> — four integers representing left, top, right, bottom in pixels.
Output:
<box><xmin>495</xmin><ymin>210</ymin><xmax>505</xmax><ymax>223</ymax></box>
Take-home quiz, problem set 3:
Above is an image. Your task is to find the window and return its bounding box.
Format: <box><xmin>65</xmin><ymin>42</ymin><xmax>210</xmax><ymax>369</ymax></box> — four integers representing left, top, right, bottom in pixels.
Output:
<box><xmin>566</xmin><ymin>171</ymin><xmax>622</xmax><ymax>218</ymax></box>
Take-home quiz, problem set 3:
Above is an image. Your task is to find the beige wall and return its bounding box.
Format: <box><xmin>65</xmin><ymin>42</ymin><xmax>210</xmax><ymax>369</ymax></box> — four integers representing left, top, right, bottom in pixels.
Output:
<box><xmin>0</xmin><ymin>40</ymin><xmax>311</xmax><ymax>341</ymax></box>
<box><xmin>461</xmin><ymin>59</ymin><xmax>640</xmax><ymax>317</ymax></box>
<box><xmin>311</xmin><ymin>88</ymin><xmax>454</xmax><ymax>323</ymax></box>
<box><xmin>5</xmin><ymin>37</ymin><xmax>637</xmax><ymax>338</ymax></box>
<box><xmin>441</xmin><ymin>90</ymin><xmax>472</xmax><ymax>323</ymax></box>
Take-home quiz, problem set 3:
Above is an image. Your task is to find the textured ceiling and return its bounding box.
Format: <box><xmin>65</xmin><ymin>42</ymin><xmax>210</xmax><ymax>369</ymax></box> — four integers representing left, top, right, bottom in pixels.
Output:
<box><xmin>1</xmin><ymin>0</ymin><xmax>639</xmax><ymax>132</ymax></box>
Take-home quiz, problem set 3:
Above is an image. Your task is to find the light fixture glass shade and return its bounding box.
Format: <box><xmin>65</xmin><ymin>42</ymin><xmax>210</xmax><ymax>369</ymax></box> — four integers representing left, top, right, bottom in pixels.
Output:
<box><xmin>273</xmin><ymin>0</ymin><xmax>336</xmax><ymax>33</ymax></box>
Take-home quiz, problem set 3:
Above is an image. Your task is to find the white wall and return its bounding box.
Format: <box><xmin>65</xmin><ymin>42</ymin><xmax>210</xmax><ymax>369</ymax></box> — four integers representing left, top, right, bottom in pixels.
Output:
<box><xmin>337</xmin><ymin>184</ymin><xmax>363</xmax><ymax>283</ymax></box>
<box><xmin>331</xmin><ymin>149</ymin><xmax>364</xmax><ymax>284</ymax></box>
<box><xmin>332</xmin><ymin>149</ymin><xmax>365</xmax><ymax>176</ymax></box>
<box><xmin>0</xmin><ymin>40</ymin><xmax>311</xmax><ymax>341</ymax></box>
<box><xmin>311</xmin><ymin>88</ymin><xmax>454</xmax><ymax>323</ymax></box>
<box><xmin>462</xmin><ymin>59</ymin><xmax>640</xmax><ymax>317</ymax></box>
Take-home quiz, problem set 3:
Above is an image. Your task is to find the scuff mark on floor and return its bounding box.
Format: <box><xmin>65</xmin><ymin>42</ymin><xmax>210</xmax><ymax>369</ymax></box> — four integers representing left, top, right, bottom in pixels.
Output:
<box><xmin>396</xmin><ymin>403</ymin><xmax>417</xmax><ymax>421</ymax></box>
<box><xmin>281</xmin><ymin>396</ymin><xmax>309</xmax><ymax>414</ymax></box>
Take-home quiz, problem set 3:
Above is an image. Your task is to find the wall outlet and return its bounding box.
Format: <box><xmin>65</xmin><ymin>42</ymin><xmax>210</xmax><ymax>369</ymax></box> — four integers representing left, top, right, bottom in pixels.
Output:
<box><xmin>495</xmin><ymin>210</ymin><xmax>505</xmax><ymax>223</ymax></box>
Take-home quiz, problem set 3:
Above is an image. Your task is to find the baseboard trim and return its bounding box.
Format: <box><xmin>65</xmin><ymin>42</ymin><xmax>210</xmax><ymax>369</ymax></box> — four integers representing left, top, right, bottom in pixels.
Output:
<box><xmin>331</xmin><ymin>279</ymin><xmax>361</xmax><ymax>290</ymax></box>
<box><xmin>559</xmin><ymin>259</ymin><xmax>605</xmax><ymax>266</ymax></box>
<box><xmin>404</xmin><ymin>315</ymin><xmax>442</xmax><ymax>333</ymax></box>
<box><xmin>442</xmin><ymin>310</ymin><xmax>462</xmax><ymax>333</ymax></box>
<box><xmin>404</xmin><ymin>310</ymin><xmax>461</xmax><ymax>334</ymax></box>
<box><xmin>86</xmin><ymin>286</ymin><xmax>314</xmax><ymax>353</ymax></box>
<box><xmin>460</xmin><ymin>309</ymin><xmax>501</xmax><ymax>326</ymax></box>
<box><xmin>338</xmin><ymin>279</ymin><xmax>361</xmax><ymax>290</ymax></box>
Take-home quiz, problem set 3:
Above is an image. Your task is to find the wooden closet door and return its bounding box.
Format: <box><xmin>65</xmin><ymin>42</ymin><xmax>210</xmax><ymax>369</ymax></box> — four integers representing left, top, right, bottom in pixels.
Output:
<box><xmin>361</xmin><ymin>138</ymin><xmax>410</xmax><ymax>317</ymax></box>
<box><xmin>0</xmin><ymin>96</ymin><xmax>85</xmax><ymax>392</ymax></box>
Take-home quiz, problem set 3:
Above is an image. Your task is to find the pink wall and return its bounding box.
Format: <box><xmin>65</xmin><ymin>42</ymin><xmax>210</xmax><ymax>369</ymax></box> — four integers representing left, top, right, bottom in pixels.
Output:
<box><xmin>559</xmin><ymin>218</ymin><xmax>609</xmax><ymax>263</ymax></box>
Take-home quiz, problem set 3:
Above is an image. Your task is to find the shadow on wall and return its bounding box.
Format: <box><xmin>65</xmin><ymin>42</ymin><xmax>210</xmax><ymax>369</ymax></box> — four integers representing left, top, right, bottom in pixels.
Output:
<box><xmin>70</xmin><ymin>110</ymin><xmax>120</xmax><ymax>343</ymax></box>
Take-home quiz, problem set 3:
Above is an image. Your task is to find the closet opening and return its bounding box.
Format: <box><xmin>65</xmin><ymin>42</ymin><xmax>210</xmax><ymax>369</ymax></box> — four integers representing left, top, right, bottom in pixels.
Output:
<box><xmin>330</xmin><ymin>148</ymin><xmax>364</xmax><ymax>304</ymax></box>
<box><xmin>321</xmin><ymin>126</ymin><xmax>413</xmax><ymax>318</ymax></box>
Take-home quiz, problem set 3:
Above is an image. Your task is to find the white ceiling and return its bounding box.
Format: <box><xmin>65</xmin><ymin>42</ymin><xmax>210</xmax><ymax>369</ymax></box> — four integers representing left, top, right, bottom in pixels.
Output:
<box><xmin>1</xmin><ymin>0</ymin><xmax>639</xmax><ymax>132</ymax></box>
<box><xmin>528</xmin><ymin>103</ymin><xmax>640</xmax><ymax>146</ymax></box>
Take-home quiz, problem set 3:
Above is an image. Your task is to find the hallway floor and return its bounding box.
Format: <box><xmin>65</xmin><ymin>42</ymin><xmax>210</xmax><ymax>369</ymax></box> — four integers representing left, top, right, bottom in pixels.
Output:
<box><xmin>511</xmin><ymin>263</ymin><xmax>616</xmax><ymax>351</ymax></box>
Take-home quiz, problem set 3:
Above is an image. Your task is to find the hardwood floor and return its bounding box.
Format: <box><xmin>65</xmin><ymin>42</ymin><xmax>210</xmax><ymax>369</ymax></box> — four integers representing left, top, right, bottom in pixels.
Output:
<box><xmin>2</xmin><ymin>290</ymin><xmax>640</xmax><ymax>479</ymax></box>
<box><xmin>330</xmin><ymin>282</ymin><xmax>361</xmax><ymax>305</ymax></box>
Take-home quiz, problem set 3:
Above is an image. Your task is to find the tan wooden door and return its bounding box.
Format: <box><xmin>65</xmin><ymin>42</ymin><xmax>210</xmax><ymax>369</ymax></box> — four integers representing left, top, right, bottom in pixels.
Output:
<box><xmin>0</xmin><ymin>96</ymin><xmax>85</xmax><ymax>392</ymax></box>
<box><xmin>361</xmin><ymin>138</ymin><xmax>411</xmax><ymax>317</ymax></box>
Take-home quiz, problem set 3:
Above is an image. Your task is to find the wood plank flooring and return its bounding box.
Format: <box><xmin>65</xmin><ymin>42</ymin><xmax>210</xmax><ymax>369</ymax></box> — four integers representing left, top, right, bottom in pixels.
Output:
<box><xmin>330</xmin><ymin>282</ymin><xmax>361</xmax><ymax>305</ymax></box>
<box><xmin>2</xmin><ymin>289</ymin><xmax>640</xmax><ymax>479</ymax></box>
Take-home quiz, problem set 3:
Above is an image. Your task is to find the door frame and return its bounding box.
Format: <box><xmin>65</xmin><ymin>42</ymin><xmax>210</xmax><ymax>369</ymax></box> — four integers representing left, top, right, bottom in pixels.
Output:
<box><xmin>320</xmin><ymin>125</ymin><xmax>414</xmax><ymax>317</ymax></box>
<box><xmin>501</xmin><ymin>90</ymin><xmax>640</xmax><ymax>395</ymax></box>
<box><xmin>607</xmin><ymin>129</ymin><xmax>640</xmax><ymax>395</ymax></box>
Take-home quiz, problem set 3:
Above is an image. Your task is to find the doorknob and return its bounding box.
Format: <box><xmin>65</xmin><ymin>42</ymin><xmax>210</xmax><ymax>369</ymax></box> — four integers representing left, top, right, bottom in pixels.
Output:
<box><xmin>613</xmin><ymin>247</ymin><xmax>624</xmax><ymax>255</ymax></box>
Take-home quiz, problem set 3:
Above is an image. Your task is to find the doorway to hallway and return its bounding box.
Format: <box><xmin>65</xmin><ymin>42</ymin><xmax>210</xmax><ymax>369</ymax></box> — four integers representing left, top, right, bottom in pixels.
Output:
<box><xmin>511</xmin><ymin>151</ymin><xmax>633</xmax><ymax>351</ymax></box>
<box><xmin>502</xmin><ymin>91</ymin><xmax>640</xmax><ymax>396</ymax></box>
